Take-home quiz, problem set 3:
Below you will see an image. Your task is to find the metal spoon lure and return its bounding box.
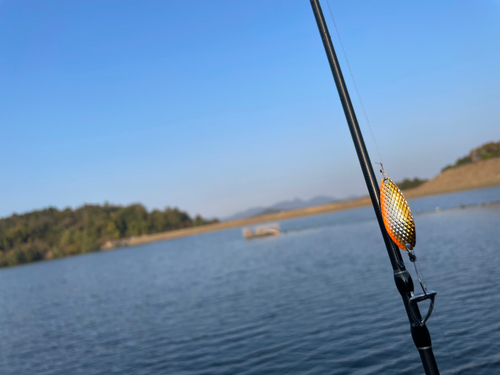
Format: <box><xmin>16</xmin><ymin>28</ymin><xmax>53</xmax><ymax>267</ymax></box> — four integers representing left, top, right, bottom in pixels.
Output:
<box><xmin>378</xmin><ymin>163</ymin><xmax>417</xmax><ymax>262</ymax></box>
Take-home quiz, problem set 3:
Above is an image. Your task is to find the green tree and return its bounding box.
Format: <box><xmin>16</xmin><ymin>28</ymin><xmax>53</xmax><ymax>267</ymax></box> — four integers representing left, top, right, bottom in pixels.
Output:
<box><xmin>0</xmin><ymin>202</ymin><xmax>216</xmax><ymax>267</ymax></box>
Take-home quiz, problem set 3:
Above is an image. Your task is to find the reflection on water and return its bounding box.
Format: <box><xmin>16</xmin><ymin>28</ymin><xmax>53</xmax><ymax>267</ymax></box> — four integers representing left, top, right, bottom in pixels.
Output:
<box><xmin>0</xmin><ymin>186</ymin><xmax>499</xmax><ymax>374</ymax></box>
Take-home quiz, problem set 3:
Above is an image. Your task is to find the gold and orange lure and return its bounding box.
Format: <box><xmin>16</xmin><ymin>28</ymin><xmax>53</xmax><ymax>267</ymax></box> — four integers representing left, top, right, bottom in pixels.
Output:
<box><xmin>378</xmin><ymin>164</ymin><xmax>417</xmax><ymax>262</ymax></box>
<box><xmin>378</xmin><ymin>164</ymin><xmax>436</xmax><ymax>307</ymax></box>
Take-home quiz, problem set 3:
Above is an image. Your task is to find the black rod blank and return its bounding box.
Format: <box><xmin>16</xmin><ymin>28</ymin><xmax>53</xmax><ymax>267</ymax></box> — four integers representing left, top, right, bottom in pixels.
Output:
<box><xmin>308</xmin><ymin>1</ymin><xmax>440</xmax><ymax>373</ymax></box>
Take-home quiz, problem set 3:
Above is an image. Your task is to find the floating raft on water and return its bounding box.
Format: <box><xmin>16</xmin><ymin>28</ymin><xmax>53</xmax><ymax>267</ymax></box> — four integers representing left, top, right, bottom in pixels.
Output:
<box><xmin>242</xmin><ymin>223</ymin><xmax>280</xmax><ymax>239</ymax></box>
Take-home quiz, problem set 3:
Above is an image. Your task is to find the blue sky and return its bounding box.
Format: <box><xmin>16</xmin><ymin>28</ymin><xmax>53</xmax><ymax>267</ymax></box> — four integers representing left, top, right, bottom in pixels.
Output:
<box><xmin>1</xmin><ymin>0</ymin><xmax>499</xmax><ymax>219</ymax></box>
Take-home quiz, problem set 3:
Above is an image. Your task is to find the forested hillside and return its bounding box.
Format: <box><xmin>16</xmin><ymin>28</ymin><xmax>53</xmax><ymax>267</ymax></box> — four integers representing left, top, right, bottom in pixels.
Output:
<box><xmin>0</xmin><ymin>204</ymin><xmax>216</xmax><ymax>267</ymax></box>
<box><xmin>442</xmin><ymin>140</ymin><xmax>500</xmax><ymax>172</ymax></box>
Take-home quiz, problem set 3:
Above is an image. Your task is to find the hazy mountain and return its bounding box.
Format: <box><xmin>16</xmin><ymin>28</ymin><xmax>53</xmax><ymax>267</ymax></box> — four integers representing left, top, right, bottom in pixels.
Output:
<box><xmin>223</xmin><ymin>206</ymin><xmax>268</xmax><ymax>221</ymax></box>
<box><xmin>223</xmin><ymin>196</ymin><xmax>338</xmax><ymax>221</ymax></box>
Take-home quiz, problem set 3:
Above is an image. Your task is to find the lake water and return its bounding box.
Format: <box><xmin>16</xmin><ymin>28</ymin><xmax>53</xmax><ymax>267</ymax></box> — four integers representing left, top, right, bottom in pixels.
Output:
<box><xmin>1</xmin><ymin>187</ymin><xmax>500</xmax><ymax>374</ymax></box>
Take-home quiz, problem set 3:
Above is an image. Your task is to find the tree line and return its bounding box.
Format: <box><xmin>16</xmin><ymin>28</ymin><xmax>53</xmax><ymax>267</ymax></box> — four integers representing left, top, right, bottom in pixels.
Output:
<box><xmin>442</xmin><ymin>140</ymin><xmax>500</xmax><ymax>172</ymax></box>
<box><xmin>396</xmin><ymin>177</ymin><xmax>428</xmax><ymax>191</ymax></box>
<box><xmin>0</xmin><ymin>204</ymin><xmax>217</xmax><ymax>268</ymax></box>
<box><xmin>397</xmin><ymin>140</ymin><xmax>500</xmax><ymax>190</ymax></box>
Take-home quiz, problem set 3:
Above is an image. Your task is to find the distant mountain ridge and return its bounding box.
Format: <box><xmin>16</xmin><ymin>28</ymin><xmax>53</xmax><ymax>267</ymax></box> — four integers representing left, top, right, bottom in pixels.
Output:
<box><xmin>223</xmin><ymin>196</ymin><xmax>338</xmax><ymax>221</ymax></box>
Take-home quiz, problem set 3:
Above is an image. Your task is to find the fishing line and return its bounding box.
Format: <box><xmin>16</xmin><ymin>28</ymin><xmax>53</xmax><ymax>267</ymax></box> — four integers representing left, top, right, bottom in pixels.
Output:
<box><xmin>412</xmin><ymin>260</ymin><xmax>459</xmax><ymax>375</ymax></box>
<box><xmin>413</xmin><ymin>261</ymin><xmax>428</xmax><ymax>294</ymax></box>
<box><xmin>379</xmin><ymin>168</ymin><xmax>459</xmax><ymax>374</ymax></box>
<box><xmin>324</xmin><ymin>0</ymin><xmax>384</xmax><ymax>166</ymax></box>
<box><xmin>312</xmin><ymin>1</ymin><xmax>442</xmax><ymax>370</ymax></box>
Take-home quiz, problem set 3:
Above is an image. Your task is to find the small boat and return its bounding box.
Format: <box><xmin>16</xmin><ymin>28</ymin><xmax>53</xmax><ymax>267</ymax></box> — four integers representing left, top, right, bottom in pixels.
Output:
<box><xmin>242</xmin><ymin>223</ymin><xmax>280</xmax><ymax>239</ymax></box>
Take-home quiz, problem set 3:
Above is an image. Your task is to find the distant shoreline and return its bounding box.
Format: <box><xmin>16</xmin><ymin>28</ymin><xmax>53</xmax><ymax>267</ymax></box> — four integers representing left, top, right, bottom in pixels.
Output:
<box><xmin>104</xmin><ymin>157</ymin><xmax>500</xmax><ymax>250</ymax></box>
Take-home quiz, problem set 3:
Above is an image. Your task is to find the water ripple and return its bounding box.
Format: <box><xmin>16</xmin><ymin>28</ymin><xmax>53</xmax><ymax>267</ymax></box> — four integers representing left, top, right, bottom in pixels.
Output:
<box><xmin>0</xmin><ymin>188</ymin><xmax>499</xmax><ymax>374</ymax></box>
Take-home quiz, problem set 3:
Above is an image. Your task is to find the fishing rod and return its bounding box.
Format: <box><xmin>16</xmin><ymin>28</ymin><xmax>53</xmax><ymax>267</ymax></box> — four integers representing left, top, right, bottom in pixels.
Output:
<box><xmin>309</xmin><ymin>1</ymin><xmax>440</xmax><ymax>374</ymax></box>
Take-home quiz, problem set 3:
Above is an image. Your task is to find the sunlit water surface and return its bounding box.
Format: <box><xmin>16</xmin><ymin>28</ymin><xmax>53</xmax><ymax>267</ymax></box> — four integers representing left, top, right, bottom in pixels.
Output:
<box><xmin>1</xmin><ymin>187</ymin><xmax>500</xmax><ymax>374</ymax></box>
